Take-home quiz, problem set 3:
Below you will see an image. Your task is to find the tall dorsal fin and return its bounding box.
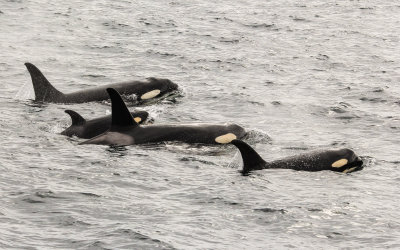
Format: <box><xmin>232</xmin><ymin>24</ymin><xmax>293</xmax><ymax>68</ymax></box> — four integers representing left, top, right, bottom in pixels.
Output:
<box><xmin>24</xmin><ymin>63</ymin><xmax>64</xmax><ymax>102</ymax></box>
<box><xmin>65</xmin><ymin>110</ymin><xmax>86</xmax><ymax>126</ymax></box>
<box><xmin>107</xmin><ymin>88</ymin><xmax>138</xmax><ymax>129</ymax></box>
<box><xmin>231</xmin><ymin>140</ymin><xmax>267</xmax><ymax>175</ymax></box>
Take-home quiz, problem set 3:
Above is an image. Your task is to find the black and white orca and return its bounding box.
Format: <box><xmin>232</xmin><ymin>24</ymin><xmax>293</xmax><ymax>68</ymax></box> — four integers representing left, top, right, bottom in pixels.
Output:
<box><xmin>25</xmin><ymin>63</ymin><xmax>178</xmax><ymax>103</ymax></box>
<box><xmin>231</xmin><ymin>140</ymin><xmax>363</xmax><ymax>175</ymax></box>
<box><xmin>61</xmin><ymin>109</ymin><xmax>149</xmax><ymax>139</ymax></box>
<box><xmin>80</xmin><ymin>88</ymin><xmax>246</xmax><ymax>146</ymax></box>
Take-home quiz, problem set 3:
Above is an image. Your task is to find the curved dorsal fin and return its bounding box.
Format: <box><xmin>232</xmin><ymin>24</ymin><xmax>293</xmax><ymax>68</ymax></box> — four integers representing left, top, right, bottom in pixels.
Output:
<box><xmin>231</xmin><ymin>140</ymin><xmax>267</xmax><ymax>175</ymax></box>
<box><xmin>65</xmin><ymin>110</ymin><xmax>86</xmax><ymax>126</ymax></box>
<box><xmin>24</xmin><ymin>63</ymin><xmax>64</xmax><ymax>102</ymax></box>
<box><xmin>107</xmin><ymin>88</ymin><xmax>138</xmax><ymax>129</ymax></box>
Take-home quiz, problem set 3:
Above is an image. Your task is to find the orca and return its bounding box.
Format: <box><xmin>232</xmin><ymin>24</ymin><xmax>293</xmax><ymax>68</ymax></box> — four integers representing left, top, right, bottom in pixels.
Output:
<box><xmin>80</xmin><ymin>88</ymin><xmax>246</xmax><ymax>145</ymax></box>
<box><xmin>231</xmin><ymin>140</ymin><xmax>363</xmax><ymax>175</ymax></box>
<box><xmin>61</xmin><ymin>109</ymin><xmax>149</xmax><ymax>139</ymax></box>
<box><xmin>24</xmin><ymin>63</ymin><xmax>178</xmax><ymax>103</ymax></box>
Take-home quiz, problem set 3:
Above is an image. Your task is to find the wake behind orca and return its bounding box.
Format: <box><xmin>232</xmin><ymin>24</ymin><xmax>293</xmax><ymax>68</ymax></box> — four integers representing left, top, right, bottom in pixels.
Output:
<box><xmin>80</xmin><ymin>88</ymin><xmax>246</xmax><ymax>146</ymax></box>
<box><xmin>61</xmin><ymin>109</ymin><xmax>149</xmax><ymax>139</ymax></box>
<box><xmin>231</xmin><ymin>140</ymin><xmax>363</xmax><ymax>175</ymax></box>
<box><xmin>25</xmin><ymin>63</ymin><xmax>178</xmax><ymax>103</ymax></box>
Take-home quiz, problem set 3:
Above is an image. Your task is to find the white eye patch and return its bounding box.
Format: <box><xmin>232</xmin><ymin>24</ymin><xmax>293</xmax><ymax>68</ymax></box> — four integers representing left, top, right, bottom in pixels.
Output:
<box><xmin>215</xmin><ymin>133</ymin><xmax>237</xmax><ymax>144</ymax></box>
<box><xmin>331</xmin><ymin>159</ymin><xmax>348</xmax><ymax>168</ymax></box>
<box><xmin>141</xmin><ymin>89</ymin><xmax>161</xmax><ymax>100</ymax></box>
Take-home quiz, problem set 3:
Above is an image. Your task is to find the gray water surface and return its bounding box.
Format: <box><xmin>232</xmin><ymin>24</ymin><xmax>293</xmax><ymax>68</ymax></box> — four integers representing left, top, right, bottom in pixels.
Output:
<box><xmin>1</xmin><ymin>0</ymin><xmax>399</xmax><ymax>249</ymax></box>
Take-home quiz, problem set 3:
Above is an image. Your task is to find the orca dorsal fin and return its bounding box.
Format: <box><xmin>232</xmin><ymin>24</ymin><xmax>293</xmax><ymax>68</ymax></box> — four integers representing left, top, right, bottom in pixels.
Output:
<box><xmin>25</xmin><ymin>63</ymin><xmax>64</xmax><ymax>102</ymax></box>
<box><xmin>107</xmin><ymin>88</ymin><xmax>138</xmax><ymax>129</ymax></box>
<box><xmin>65</xmin><ymin>110</ymin><xmax>86</xmax><ymax>126</ymax></box>
<box><xmin>231</xmin><ymin>140</ymin><xmax>267</xmax><ymax>175</ymax></box>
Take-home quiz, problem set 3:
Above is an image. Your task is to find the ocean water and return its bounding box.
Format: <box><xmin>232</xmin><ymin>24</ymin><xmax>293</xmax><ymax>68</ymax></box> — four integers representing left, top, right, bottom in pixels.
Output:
<box><xmin>0</xmin><ymin>0</ymin><xmax>399</xmax><ymax>249</ymax></box>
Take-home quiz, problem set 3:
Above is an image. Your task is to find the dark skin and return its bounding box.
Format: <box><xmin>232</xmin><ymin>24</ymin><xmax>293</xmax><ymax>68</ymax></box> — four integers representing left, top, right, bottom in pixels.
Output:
<box><xmin>61</xmin><ymin>110</ymin><xmax>149</xmax><ymax>139</ymax></box>
<box><xmin>25</xmin><ymin>62</ymin><xmax>178</xmax><ymax>103</ymax></box>
<box><xmin>80</xmin><ymin>88</ymin><xmax>246</xmax><ymax>146</ymax></box>
<box><xmin>231</xmin><ymin>140</ymin><xmax>363</xmax><ymax>175</ymax></box>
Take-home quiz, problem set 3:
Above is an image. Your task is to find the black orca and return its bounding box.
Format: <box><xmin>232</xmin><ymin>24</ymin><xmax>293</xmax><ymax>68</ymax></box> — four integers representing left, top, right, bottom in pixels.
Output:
<box><xmin>80</xmin><ymin>88</ymin><xmax>246</xmax><ymax>146</ymax></box>
<box><xmin>231</xmin><ymin>140</ymin><xmax>363</xmax><ymax>175</ymax></box>
<box><xmin>24</xmin><ymin>63</ymin><xmax>178</xmax><ymax>103</ymax></box>
<box><xmin>61</xmin><ymin>109</ymin><xmax>149</xmax><ymax>139</ymax></box>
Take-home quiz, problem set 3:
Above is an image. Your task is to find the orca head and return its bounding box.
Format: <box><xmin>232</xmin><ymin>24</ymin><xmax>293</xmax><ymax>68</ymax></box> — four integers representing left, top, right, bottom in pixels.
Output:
<box><xmin>148</xmin><ymin>77</ymin><xmax>178</xmax><ymax>92</ymax></box>
<box><xmin>330</xmin><ymin>148</ymin><xmax>364</xmax><ymax>173</ymax></box>
<box><xmin>140</xmin><ymin>77</ymin><xmax>178</xmax><ymax>101</ymax></box>
<box><xmin>131</xmin><ymin>110</ymin><xmax>149</xmax><ymax>124</ymax></box>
